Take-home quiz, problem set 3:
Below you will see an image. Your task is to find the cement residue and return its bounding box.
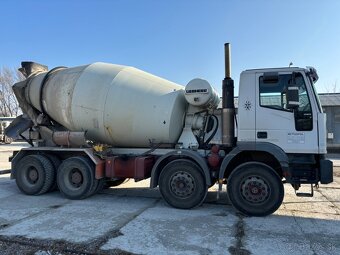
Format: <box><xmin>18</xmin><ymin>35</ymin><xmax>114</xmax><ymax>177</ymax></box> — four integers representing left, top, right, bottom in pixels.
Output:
<box><xmin>228</xmin><ymin>213</ymin><xmax>251</xmax><ymax>255</ymax></box>
<box><xmin>0</xmin><ymin>234</ymin><xmax>134</xmax><ymax>255</ymax></box>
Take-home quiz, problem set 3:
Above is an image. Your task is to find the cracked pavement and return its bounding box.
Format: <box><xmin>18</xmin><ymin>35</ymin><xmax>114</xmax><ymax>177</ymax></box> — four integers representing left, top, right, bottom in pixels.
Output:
<box><xmin>0</xmin><ymin>143</ymin><xmax>339</xmax><ymax>255</ymax></box>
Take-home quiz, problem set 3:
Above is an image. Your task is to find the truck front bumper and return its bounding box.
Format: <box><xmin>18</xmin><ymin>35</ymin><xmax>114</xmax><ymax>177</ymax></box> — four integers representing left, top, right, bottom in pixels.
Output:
<box><xmin>320</xmin><ymin>159</ymin><xmax>333</xmax><ymax>184</ymax></box>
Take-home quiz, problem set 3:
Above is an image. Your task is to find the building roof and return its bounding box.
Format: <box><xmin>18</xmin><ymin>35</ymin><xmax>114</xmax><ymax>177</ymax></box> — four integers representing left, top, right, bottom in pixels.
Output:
<box><xmin>318</xmin><ymin>93</ymin><xmax>340</xmax><ymax>107</ymax></box>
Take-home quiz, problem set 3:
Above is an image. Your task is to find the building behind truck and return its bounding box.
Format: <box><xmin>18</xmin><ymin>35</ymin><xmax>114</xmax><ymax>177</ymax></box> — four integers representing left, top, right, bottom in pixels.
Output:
<box><xmin>5</xmin><ymin>43</ymin><xmax>333</xmax><ymax>216</ymax></box>
<box><xmin>0</xmin><ymin>117</ymin><xmax>15</xmax><ymax>144</ymax></box>
<box><xmin>319</xmin><ymin>93</ymin><xmax>340</xmax><ymax>151</ymax></box>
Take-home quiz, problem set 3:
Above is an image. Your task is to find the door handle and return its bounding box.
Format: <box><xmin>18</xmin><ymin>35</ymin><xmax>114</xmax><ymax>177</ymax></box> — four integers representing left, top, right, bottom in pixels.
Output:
<box><xmin>257</xmin><ymin>132</ymin><xmax>267</xmax><ymax>139</ymax></box>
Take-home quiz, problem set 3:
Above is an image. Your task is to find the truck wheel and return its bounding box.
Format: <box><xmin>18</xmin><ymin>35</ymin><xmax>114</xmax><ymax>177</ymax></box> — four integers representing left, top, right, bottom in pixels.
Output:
<box><xmin>15</xmin><ymin>154</ymin><xmax>55</xmax><ymax>195</ymax></box>
<box><xmin>57</xmin><ymin>156</ymin><xmax>95</xmax><ymax>200</ymax></box>
<box><xmin>93</xmin><ymin>178</ymin><xmax>105</xmax><ymax>193</ymax></box>
<box><xmin>45</xmin><ymin>154</ymin><xmax>61</xmax><ymax>191</ymax></box>
<box><xmin>4</xmin><ymin>136</ymin><xmax>13</xmax><ymax>144</ymax></box>
<box><xmin>159</xmin><ymin>159</ymin><xmax>207</xmax><ymax>209</ymax></box>
<box><xmin>227</xmin><ymin>162</ymin><xmax>284</xmax><ymax>217</ymax></box>
<box><xmin>79</xmin><ymin>157</ymin><xmax>102</xmax><ymax>197</ymax></box>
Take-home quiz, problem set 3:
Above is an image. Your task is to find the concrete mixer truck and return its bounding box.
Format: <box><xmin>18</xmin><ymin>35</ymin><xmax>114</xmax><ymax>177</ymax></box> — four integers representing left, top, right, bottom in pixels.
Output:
<box><xmin>5</xmin><ymin>43</ymin><xmax>333</xmax><ymax>216</ymax></box>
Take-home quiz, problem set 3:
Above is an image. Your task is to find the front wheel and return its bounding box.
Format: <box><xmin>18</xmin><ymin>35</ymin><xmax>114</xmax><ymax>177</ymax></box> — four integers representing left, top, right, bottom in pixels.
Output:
<box><xmin>159</xmin><ymin>159</ymin><xmax>207</xmax><ymax>209</ymax></box>
<box><xmin>227</xmin><ymin>162</ymin><xmax>284</xmax><ymax>217</ymax></box>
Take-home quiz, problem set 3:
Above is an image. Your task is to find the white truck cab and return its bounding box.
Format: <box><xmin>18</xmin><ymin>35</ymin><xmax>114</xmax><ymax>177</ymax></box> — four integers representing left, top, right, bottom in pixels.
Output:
<box><xmin>238</xmin><ymin>67</ymin><xmax>326</xmax><ymax>154</ymax></box>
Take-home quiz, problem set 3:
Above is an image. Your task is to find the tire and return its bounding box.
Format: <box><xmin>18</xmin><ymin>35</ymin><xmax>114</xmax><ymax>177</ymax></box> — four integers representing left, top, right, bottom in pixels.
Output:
<box><xmin>57</xmin><ymin>156</ymin><xmax>95</xmax><ymax>200</ymax></box>
<box><xmin>45</xmin><ymin>154</ymin><xmax>62</xmax><ymax>191</ymax></box>
<box><xmin>159</xmin><ymin>159</ymin><xmax>207</xmax><ymax>209</ymax></box>
<box><xmin>4</xmin><ymin>136</ymin><xmax>13</xmax><ymax>144</ymax></box>
<box><xmin>227</xmin><ymin>162</ymin><xmax>284</xmax><ymax>217</ymax></box>
<box><xmin>94</xmin><ymin>178</ymin><xmax>106</xmax><ymax>194</ymax></box>
<box><xmin>80</xmin><ymin>157</ymin><xmax>101</xmax><ymax>197</ymax></box>
<box><xmin>15</xmin><ymin>154</ymin><xmax>55</xmax><ymax>195</ymax></box>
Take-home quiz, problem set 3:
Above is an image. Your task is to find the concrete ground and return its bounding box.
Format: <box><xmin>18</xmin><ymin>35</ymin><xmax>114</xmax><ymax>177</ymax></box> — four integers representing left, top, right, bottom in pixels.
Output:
<box><xmin>0</xmin><ymin>143</ymin><xmax>339</xmax><ymax>255</ymax></box>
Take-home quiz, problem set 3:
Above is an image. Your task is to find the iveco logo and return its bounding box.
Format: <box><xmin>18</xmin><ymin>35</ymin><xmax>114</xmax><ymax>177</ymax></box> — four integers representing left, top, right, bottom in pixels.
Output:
<box><xmin>244</xmin><ymin>101</ymin><xmax>252</xmax><ymax>110</ymax></box>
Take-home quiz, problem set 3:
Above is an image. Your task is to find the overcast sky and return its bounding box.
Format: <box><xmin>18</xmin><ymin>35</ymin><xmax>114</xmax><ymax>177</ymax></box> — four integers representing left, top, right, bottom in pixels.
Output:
<box><xmin>1</xmin><ymin>0</ymin><xmax>339</xmax><ymax>95</ymax></box>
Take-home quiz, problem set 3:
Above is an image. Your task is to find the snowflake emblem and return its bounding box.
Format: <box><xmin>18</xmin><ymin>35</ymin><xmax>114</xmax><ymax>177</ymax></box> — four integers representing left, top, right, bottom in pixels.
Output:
<box><xmin>244</xmin><ymin>101</ymin><xmax>252</xmax><ymax>110</ymax></box>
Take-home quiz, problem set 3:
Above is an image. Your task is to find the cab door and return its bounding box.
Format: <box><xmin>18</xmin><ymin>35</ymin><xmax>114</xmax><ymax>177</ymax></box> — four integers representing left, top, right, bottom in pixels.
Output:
<box><xmin>255</xmin><ymin>71</ymin><xmax>318</xmax><ymax>154</ymax></box>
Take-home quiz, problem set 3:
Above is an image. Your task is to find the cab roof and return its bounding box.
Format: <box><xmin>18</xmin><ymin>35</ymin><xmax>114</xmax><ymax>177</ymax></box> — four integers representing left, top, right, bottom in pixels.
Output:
<box><xmin>243</xmin><ymin>67</ymin><xmax>306</xmax><ymax>73</ymax></box>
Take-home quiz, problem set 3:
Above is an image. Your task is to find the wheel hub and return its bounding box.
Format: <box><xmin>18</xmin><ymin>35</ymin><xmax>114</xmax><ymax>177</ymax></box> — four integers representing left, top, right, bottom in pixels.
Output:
<box><xmin>28</xmin><ymin>167</ymin><xmax>38</xmax><ymax>183</ymax></box>
<box><xmin>241</xmin><ymin>176</ymin><xmax>269</xmax><ymax>203</ymax></box>
<box><xmin>170</xmin><ymin>171</ymin><xmax>195</xmax><ymax>198</ymax></box>
<box><xmin>70</xmin><ymin>169</ymin><xmax>83</xmax><ymax>188</ymax></box>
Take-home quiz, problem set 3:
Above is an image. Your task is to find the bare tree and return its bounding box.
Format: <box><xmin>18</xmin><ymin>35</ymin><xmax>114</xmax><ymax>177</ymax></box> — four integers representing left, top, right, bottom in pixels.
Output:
<box><xmin>0</xmin><ymin>67</ymin><xmax>24</xmax><ymax>117</ymax></box>
<box><xmin>325</xmin><ymin>80</ymin><xmax>338</xmax><ymax>93</ymax></box>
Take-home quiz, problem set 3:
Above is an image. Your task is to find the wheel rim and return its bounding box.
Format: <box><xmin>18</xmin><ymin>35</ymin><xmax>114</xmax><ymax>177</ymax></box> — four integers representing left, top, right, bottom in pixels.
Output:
<box><xmin>169</xmin><ymin>171</ymin><xmax>195</xmax><ymax>199</ymax></box>
<box><xmin>27</xmin><ymin>166</ymin><xmax>39</xmax><ymax>184</ymax></box>
<box><xmin>69</xmin><ymin>168</ymin><xmax>83</xmax><ymax>188</ymax></box>
<box><xmin>240</xmin><ymin>176</ymin><xmax>270</xmax><ymax>203</ymax></box>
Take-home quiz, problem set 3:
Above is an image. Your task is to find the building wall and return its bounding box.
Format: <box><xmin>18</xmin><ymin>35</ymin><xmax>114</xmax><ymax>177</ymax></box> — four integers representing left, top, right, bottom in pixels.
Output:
<box><xmin>323</xmin><ymin>106</ymin><xmax>340</xmax><ymax>150</ymax></box>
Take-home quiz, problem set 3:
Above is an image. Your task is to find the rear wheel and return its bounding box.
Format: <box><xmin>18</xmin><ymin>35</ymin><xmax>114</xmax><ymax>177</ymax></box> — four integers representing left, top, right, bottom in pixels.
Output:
<box><xmin>159</xmin><ymin>159</ymin><xmax>207</xmax><ymax>209</ymax></box>
<box><xmin>94</xmin><ymin>178</ymin><xmax>106</xmax><ymax>193</ymax></box>
<box><xmin>57</xmin><ymin>156</ymin><xmax>95</xmax><ymax>200</ymax></box>
<box><xmin>15</xmin><ymin>154</ymin><xmax>54</xmax><ymax>195</ymax></box>
<box><xmin>227</xmin><ymin>162</ymin><xmax>284</xmax><ymax>217</ymax></box>
<box><xmin>45</xmin><ymin>154</ymin><xmax>61</xmax><ymax>191</ymax></box>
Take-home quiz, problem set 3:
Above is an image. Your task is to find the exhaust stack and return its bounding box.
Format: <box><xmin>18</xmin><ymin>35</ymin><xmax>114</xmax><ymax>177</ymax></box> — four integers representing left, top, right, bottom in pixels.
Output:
<box><xmin>222</xmin><ymin>43</ymin><xmax>235</xmax><ymax>147</ymax></box>
<box><xmin>224</xmin><ymin>43</ymin><xmax>231</xmax><ymax>79</ymax></box>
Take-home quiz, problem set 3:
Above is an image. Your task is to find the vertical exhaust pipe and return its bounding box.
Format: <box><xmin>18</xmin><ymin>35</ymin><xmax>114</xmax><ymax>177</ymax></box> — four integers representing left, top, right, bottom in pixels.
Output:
<box><xmin>224</xmin><ymin>43</ymin><xmax>231</xmax><ymax>79</ymax></box>
<box><xmin>222</xmin><ymin>43</ymin><xmax>235</xmax><ymax>147</ymax></box>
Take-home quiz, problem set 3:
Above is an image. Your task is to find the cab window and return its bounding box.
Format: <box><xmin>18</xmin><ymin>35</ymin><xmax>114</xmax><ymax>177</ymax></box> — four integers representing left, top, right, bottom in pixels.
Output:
<box><xmin>259</xmin><ymin>72</ymin><xmax>312</xmax><ymax>131</ymax></box>
<box><xmin>259</xmin><ymin>74</ymin><xmax>291</xmax><ymax>111</ymax></box>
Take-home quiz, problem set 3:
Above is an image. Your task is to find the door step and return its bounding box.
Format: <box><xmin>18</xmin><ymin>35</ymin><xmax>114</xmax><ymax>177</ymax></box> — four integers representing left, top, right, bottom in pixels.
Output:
<box><xmin>295</xmin><ymin>184</ymin><xmax>314</xmax><ymax>197</ymax></box>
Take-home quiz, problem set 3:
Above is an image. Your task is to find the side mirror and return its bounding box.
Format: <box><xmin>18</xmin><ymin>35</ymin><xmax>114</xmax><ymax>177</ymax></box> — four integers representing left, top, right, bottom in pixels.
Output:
<box><xmin>286</xmin><ymin>72</ymin><xmax>299</xmax><ymax>109</ymax></box>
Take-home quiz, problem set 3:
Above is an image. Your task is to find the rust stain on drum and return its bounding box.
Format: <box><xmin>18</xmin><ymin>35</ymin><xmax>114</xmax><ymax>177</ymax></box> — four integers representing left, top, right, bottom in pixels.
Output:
<box><xmin>105</xmin><ymin>126</ymin><xmax>116</xmax><ymax>144</ymax></box>
<box><xmin>93</xmin><ymin>118</ymin><xmax>99</xmax><ymax>129</ymax></box>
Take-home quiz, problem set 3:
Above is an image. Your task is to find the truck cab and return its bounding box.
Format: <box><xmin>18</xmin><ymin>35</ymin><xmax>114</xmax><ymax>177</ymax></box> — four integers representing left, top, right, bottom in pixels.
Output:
<box><xmin>238</xmin><ymin>67</ymin><xmax>324</xmax><ymax>152</ymax></box>
<box><xmin>236</xmin><ymin>67</ymin><xmax>331</xmax><ymax>190</ymax></box>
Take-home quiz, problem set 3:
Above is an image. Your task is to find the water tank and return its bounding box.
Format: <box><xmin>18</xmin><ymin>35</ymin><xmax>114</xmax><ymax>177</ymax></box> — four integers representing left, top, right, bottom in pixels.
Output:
<box><xmin>184</xmin><ymin>78</ymin><xmax>220</xmax><ymax>109</ymax></box>
<box><xmin>25</xmin><ymin>63</ymin><xmax>187</xmax><ymax>147</ymax></box>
